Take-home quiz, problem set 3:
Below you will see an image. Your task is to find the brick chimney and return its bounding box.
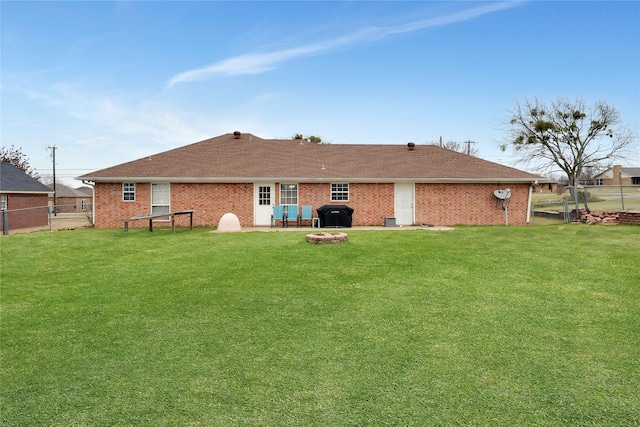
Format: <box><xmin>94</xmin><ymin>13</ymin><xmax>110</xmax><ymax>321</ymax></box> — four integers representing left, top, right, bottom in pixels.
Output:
<box><xmin>613</xmin><ymin>165</ymin><xmax>622</xmax><ymax>184</ymax></box>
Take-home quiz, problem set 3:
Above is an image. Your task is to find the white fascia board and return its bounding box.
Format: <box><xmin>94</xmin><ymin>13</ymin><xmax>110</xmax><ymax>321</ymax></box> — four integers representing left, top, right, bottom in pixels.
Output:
<box><xmin>83</xmin><ymin>177</ymin><xmax>540</xmax><ymax>184</ymax></box>
<box><xmin>84</xmin><ymin>176</ymin><xmax>540</xmax><ymax>184</ymax></box>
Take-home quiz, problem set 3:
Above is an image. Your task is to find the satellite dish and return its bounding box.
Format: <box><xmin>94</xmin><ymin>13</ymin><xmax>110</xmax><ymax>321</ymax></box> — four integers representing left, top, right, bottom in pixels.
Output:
<box><xmin>494</xmin><ymin>189</ymin><xmax>511</xmax><ymax>200</ymax></box>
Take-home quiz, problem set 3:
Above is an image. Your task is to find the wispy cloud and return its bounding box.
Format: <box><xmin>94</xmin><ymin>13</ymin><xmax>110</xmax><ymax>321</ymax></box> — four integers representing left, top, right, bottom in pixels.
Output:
<box><xmin>167</xmin><ymin>1</ymin><xmax>522</xmax><ymax>87</ymax></box>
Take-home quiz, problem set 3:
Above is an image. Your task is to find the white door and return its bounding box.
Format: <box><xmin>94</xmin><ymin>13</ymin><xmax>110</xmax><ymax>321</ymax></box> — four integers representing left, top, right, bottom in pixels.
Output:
<box><xmin>254</xmin><ymin>183</ymin><xmax>275</xmax><ymax>226</ymax></box>
<box><xmin>395</xmin><ymin>183</ymin><xmax>414</xmax><ymax>225</ymax></box>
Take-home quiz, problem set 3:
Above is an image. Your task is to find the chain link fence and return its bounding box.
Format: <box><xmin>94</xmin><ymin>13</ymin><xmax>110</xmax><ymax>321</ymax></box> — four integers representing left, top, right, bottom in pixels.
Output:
<box><xmin>2</xmin><ymin>203</ymin><xmax>93</xmax><ymax>235</ymax></box>
<box><xmin>532</xmin><ymin>185</ymin><xmax>640</xmax><ymax>223</ymax></box>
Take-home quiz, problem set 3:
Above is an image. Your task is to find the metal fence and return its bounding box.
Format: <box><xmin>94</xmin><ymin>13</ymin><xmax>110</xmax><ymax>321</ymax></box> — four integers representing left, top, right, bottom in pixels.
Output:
<box><xmin>2</xmin><ymin>203</ymin><xmax>93</xmax><ymax>235</ymax></box>
<box><xmin>532</xmin><ymin>185</ymin><xmax>640</xmax><ymax>223</ymax></box>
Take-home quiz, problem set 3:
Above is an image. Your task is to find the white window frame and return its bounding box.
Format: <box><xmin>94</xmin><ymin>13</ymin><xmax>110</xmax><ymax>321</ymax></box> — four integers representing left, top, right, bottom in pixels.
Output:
<box><xmin>258</xmin><ymin>185</ymin><xmax>272</xmax><ymax>206</ymax></box>
<box><xmin>123</xmin><ymin>182</ymin><xmax>136</xmax><ymax>201</ymax></box>
<box><xmin>280</xmin><ymin>183</ymin><xmax>298</xmax><ymax>205</ymax></box>
<box><xmin>331</xmin><ymin>183</ymin><xmax>349</xmax><ymax>201</ymax></box>
<box><xmin>1</xmin><ymin>194</ymin><xmax>7</xmax><ymax>211</ymax></box>
<box><xmin>151</xmin><ymin>183</ymin><xmax>170</xmax><ymax>220</ymax></box>
<box><xmin>81</xmin><ymin>199</ymin><xmax>87</xmax><ymax>211</ymax></box>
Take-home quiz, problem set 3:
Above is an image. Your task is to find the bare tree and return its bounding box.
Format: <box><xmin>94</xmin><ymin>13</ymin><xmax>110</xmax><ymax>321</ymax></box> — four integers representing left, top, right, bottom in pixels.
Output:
<box><xmin>504</xmin><ymin>97</ymin><xmax>635</xmax><ymax>211</ymax></box>
<box><xmin>443</xmin><ymin>140</ymin><xmax>479</xmax><ymax>157</ymax></box>
<box><xmin>0</xmin><ymin>145</ymin><xmax>40</xmax><ymax>179</ymax></box>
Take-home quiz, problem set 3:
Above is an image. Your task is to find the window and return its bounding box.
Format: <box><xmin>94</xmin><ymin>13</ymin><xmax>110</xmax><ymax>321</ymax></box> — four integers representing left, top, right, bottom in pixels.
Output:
<box><xmin>280</xmin><ymin>183</ymin><xmax>298</xmax><ymax>205</ymax></box>
<box><xmin>331</xmin><ymin>183</ymin><xmax>349</xmax><ymax>201</ymax></box>
<box><xmin>1</xmin><ymin>194</ymin><xmax>7</xmax><ymax>211</ymax></box>
<box><xmin>81</xmin><ymin>199</ymin><xmax>87</xmax><ymax>211</ymax></box>
<box><xmin>151</xmin><ymin>183</ymin><xmax>170</xmax><ymax>219</ymax></box>
<box><xmin>123</xmin><ymin>183</ymin><xmax>136</xmax><ymax>201</ymax></box>
<box><xmin>596</xmin><ymin>179</ymin><xmax>603</xmax><ymax>186</ymax></box>
<box><xmin>258</xmin><ymin>186</ymin><xmax>271</xmax><ymax>206</ymax></box>
<box><xmin>633</xmin><ymin>177</ymin><xmax>640</xmax><ymax>185</ymax></box>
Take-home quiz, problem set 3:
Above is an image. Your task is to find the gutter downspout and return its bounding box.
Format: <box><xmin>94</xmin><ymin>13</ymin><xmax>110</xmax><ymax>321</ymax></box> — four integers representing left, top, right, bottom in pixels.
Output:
<box><xmin>82</xmin><ymin>180</ymin><xmax>96</xmax><ymax>226</ymax></box>
<box><xmin>526</xmin><ymin>180</ymin><xmax>537</xmax><ymax>224</ymax></box>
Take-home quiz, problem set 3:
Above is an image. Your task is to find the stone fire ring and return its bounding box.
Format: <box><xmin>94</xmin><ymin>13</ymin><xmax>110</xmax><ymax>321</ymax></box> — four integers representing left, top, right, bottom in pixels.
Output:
<box><xmin>306</xmin><ymin>232</ymin><xmax>348</xmax><ymax>244</ymax></box>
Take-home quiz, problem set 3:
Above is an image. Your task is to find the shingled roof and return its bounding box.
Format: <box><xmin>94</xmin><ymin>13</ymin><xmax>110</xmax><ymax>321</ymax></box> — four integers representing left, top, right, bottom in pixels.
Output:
<box><xmin>621</xmin><ymin>167</ymin><xmax>640</xmax><ymax>177</ymax></box>
<box><xmin>47</xmin><ymin>183</ymin><xmax>93</xmax><ymax>198</ymax></box>
<box><xmin>78</xmin><ymin>133</ymin><xmax>542</xmax><ymax>183</ymax></box>
<box><xmin>1</xmin><ymin>163</ymin><xmax>52</xmax><ymax>193</ymax></box>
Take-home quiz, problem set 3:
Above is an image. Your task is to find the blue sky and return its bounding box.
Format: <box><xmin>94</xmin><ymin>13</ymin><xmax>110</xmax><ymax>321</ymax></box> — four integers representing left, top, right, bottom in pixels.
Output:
<box><xmin>2</xmin><ymin>1</ymin><xmax>639</xmax><ymax>185</ymax></box>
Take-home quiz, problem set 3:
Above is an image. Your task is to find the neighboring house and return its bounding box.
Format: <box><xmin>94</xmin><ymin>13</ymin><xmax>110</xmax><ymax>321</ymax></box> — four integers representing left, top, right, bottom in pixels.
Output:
<box><xmin>1</xmin><ymin>163</ymin><xmax>53</xmax><ymax>232</ymax></box>
<box><xmin>48</xmin><ymin>183</ymin><xmax>94</xmax><ymax>213</ymax></box>
<box><xmin>78</xmin><ymin>132</ymin><xmax>545</xmax><ymax>228</ymax></box>
<box><xmin>533</xmin><ymin>179</ymin><xmax>558</xmax><ymax>194</ymax></box>
<box><xmin>594</xmin><ymin>165</ymin><xmax>640</xmax><ymax>186</ymax></box>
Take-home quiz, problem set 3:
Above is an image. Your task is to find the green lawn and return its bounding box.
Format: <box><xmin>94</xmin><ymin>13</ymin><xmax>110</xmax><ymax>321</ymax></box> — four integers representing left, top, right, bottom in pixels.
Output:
<box><xmin>2</xmin><ymin>226</ymin><xmax>639</xmax><ymax>426</ymax></box>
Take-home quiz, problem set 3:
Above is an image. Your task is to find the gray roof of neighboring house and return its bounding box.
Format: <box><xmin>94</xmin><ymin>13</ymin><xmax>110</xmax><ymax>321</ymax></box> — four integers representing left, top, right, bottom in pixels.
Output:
<box><xmin>75</xmin><ymin>186</ymin><xmax>93</xmax><ymax>196</ymax></box>
<box><xmin>0</xmin><ymin>163</ymin><xmax>52</xmax><ymax>194</ymax></box>
<box><xmin>594</xmin><ymin>166</ymin><xmax>640</xmax><ymax>179</ymax></box>
<box><xmin>622</xmin><ymin>167</ymin><xmax>640</xmax><ymax>177</ymax></box>
<box><xmin>47</xmin><ymin>183</ymin><xmax>93</xmax><ymax>198</ymax></box>
<box><xmin>78</xmin><ymin>132</ymin><xmax>543</xmax><ymax>183</ymax></box>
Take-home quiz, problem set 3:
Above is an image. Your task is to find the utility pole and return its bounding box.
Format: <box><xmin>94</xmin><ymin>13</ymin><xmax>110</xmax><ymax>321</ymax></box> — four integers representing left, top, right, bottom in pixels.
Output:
<box><xmin>47</xmin><ymin>145</ymin><xmax>58</xmax><ymax>216</ymax></box>
<box><xmin>464</xmin><ymin>140</ymin><xmax>476</xmax><ymax>156</ymax></box>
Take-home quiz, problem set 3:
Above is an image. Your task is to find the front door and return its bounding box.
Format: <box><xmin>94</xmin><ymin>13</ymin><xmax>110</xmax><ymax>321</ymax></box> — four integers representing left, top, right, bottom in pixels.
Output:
<box><xmin>395</xmin><ymin>183</ymin><xmax>414</xmax><ymax>225</ymax></box>
<box><xmin>254</xmin><ymin>183</ymin><xmax>275</xmax><ymax>226</ymax></box>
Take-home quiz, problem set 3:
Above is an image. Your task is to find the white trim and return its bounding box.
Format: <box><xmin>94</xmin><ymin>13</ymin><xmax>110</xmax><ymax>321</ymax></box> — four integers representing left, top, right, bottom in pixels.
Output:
<box><xmin>254</xmin><ymin>182</ymin><xmax>275</xmax><ymax>226</ymax></box>
<box><xmin>526</xmin><ymin>183</ymin><xmax>535</xmax><ymax>224</ymax></box>
<box><xmin>151</xmin><ymin>183</ymin><xmax>171</xmax><ymax>220</ymax></box>
<box><xmin>394</xmin><ymin>183</ymin><xmax>415</xmax><ymax>225</ymax></box>
<box><xmin>122</xmin><ymin>182</ymin><xmax>136</xmax><ymax>201</ymax></box>
<box><xmin>85</xmin><ymin>176</ymin><xmax>540</xmax><ymax>184</ymax></box>
<box><xmin>330</xmin><ymin>182</ymin><xmax>349</xmax><ymax>201</ymax></box>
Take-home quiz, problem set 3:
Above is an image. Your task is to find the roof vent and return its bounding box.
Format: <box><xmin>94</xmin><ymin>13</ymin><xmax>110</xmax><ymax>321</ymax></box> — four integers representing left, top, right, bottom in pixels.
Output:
<box><xmin>407</xmin><ymin>142</ymin><xmax>415</xmax><ymax>151</ymax></box>
<box><xmin>233</xmin><ymin>131</ymin><xmax>241</xmax><ymax>139</ymax></box>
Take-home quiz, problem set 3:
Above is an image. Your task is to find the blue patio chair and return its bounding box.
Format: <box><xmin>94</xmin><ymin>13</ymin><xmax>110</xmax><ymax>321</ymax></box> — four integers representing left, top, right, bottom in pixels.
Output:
<box><xmin>285</xmin><ymin>205</ymin><xmax>299</xmax><ymax>227</ymax></box>
<box><xmin>271</xmin><ymin>205</ymin><xmax>285</xmax><ymax>228</ymax></box>
<box><xmin>299</xmin><ymin>205</ymin><xmax>320</xmax><ymax>228</ymax></box>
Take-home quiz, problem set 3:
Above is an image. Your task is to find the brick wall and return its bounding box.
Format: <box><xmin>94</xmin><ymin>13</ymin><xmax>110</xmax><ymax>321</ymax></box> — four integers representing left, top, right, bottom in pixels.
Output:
<box><xmin>95</xmin><ymin>183</ymin><xmax>150</xmax><ymax>228</ymax></box>
<box><xmin>170</xmin><ymin>183</ymin><xmax>253</xmax><ymax>227</ymax></box>
<box><xmin>94</xmin><ymin>182</ymin><xmax>253</xmax><ymax>229</ymax></box>
<box><xmin>415</xmin><ymin>183</ymin><xmax>531</xmax><ymax>226</ymax></box>
<box><xmin>618</xmin><ymin>211</ymin><xmax>640</xmax><ymax>225</ymax></box>
<box><xmin>94</xmin><ymin>181</ymin><xmax>533</xmax><ymax>228</ymax></box>
<box><xmin>601</xmin><ymin>165</ymin><xmax>633</xmax><ymax>186</ymax></box>
<box><xmin>3</xmin><ymin>193</ymin><xmax>49</xmax><ymax>230</ymax></box>
<box><xmin>298</xmin><ymin>183</ymin><xmax>395</xmax><ymax>226</ymax></box>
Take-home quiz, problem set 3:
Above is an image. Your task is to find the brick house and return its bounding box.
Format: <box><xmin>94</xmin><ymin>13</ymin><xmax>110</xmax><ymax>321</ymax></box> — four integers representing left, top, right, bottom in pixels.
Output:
<box><xmin>1</xmin><ymin>163</ymin><xmax>53</xmax><ymax>233</ymax></box>
<box><xmin>48</xmin><ymin>183</ymin><xmax>93</xmax><ymax>213</ymax></box>
<box><xmin>78</xmin><ymin>132</ymin><xmax>544</xmax><ymax>229</ymax></box>
<box><xmin>594</xmin><ymin>165</ymin><xmax>640</xmax><ymax>186</ymax></box>
<box><xmin>533</xmin><ymin>180</ymin><xmax>559</xmax><ymax>194</ymax></box>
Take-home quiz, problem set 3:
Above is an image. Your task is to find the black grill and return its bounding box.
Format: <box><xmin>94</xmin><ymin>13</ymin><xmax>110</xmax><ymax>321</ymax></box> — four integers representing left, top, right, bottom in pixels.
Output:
<box><xmin>317</xmin><ymin>205</ymin><xmax>354</xmax><ymax>228</ymax></box>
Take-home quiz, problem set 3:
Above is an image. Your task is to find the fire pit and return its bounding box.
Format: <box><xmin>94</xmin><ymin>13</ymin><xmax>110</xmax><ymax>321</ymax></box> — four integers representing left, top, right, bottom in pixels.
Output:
<box><xmin>306</xmin><ymin>232</ymin><xmax>348</xmax><ymax>244</ymax></box>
